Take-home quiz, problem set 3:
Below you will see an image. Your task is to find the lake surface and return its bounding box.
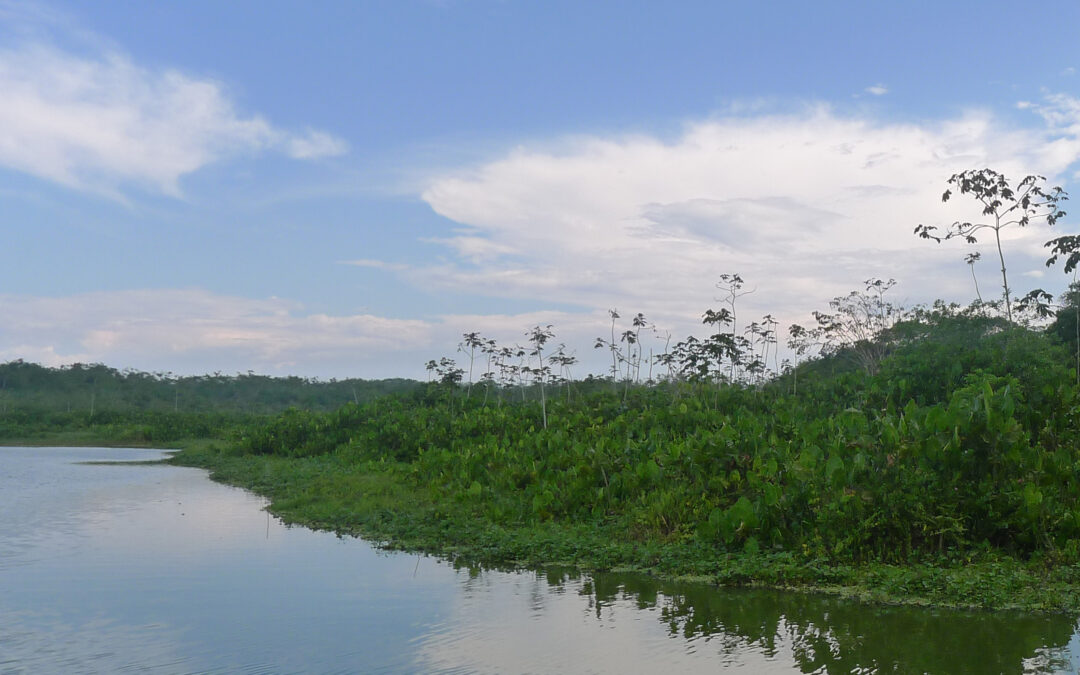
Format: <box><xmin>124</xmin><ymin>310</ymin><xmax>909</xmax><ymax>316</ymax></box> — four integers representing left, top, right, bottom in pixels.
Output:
<box><xmin>2</xmin><ymin>447</ymin><xmax>1079</xmax><ymax>674</ymax></box>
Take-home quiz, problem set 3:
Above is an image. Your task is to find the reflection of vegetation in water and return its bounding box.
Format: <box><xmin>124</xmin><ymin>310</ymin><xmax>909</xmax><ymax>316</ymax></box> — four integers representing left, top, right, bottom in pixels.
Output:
<box><xmin>575</xmin><ymin>572</ymin><xmax>1077</xmax><ymax>674</ymax></box>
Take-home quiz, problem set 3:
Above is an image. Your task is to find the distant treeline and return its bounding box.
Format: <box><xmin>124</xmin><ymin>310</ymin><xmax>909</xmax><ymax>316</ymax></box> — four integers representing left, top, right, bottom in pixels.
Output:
<box><xmin>0</xmin><ymin>360</ymin><xmax>421</xmax><ymax>416</ymax></box>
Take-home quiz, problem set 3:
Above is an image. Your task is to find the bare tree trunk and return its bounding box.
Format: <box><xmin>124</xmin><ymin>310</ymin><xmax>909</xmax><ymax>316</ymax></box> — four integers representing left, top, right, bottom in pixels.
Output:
<box><xmin>995</xmin><ymin>224</ymin><xmax>1012</xmax><ymax>323</ymax></box>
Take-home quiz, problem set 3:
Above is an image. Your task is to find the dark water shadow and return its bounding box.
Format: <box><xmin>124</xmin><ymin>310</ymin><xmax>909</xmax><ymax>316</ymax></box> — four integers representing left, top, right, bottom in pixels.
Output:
<box><xmin>527</xmin><ymin>567</ymin><xmax>1079</xmax><ymax>674</ymax></box>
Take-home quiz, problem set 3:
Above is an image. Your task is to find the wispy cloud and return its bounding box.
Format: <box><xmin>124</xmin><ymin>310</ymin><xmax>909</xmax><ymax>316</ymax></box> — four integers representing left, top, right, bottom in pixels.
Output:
<box><xmin>865</xmin><ymin>83</ymin><xmax>889</xmax><ymax>96</ymax></box>
<box><xmin>0</xmin><ymin>9</ymin><xmax>347</xmax><ymax>198</ymax></box>
<box><xmin>1024</xmin><ymin>92</ymin><xmax>1080</xmax><ymax>133</ymax></box>
<box><xmin>286</xmin><ymin>129</ymin><xmax>350</xmax><ymax>160</ymax></box>
<box><xmin>339</xmin><ymin>258</ymin><xmax>410</xmax><ymax>271</ymax></box>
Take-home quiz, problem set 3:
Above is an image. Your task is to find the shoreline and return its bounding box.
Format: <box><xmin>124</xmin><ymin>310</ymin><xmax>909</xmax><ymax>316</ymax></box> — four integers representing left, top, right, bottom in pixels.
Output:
<box><xmin>168</xmin><ymin>442</ymin><xmax>1080</xmax><ymax>615</ymax></box>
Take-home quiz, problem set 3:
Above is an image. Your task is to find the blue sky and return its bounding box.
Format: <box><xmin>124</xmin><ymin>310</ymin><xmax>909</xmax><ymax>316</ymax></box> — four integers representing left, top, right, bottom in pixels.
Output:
<box><xmin>3</xmin><ymin>0</ymin><xmax>1080</xmax><ymax>379</ymax></box>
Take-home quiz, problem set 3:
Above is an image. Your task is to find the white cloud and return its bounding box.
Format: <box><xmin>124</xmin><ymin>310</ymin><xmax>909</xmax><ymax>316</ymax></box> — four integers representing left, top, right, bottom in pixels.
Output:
<box><xmin>865</xmin><ymin>83</ymin><xmax>889</xmax><ymax>96</ymax></box>
<box><xmin>0</xmin><ymin>290</ymin><xmax>432</xmax><ymax>378</ymax></box>
<box><xmin>1026</xmin><ymin>92</ymin><xmax>1080</xmax><ymax>133</ymax></box>
<box><xmin>339</xmin><ymin>258</ymin><xmax>410</xmax><ymax>271</ymax></box>
<box><xmin>0</xmin><ymin>289</ymin><xmax>629</xmax><ymax>379</ymax></box>
<box><xmin>10</xmin><ymin>101</ymin><xmax>1064</xmax><ymax>379</ymax></box>
<box><xmin>421</xmin><ymin>233</ymin><xmax>521</xmax><ymax>263</ymax></box>
<box><xmin>286</xmin><ymin>129</ymin><xmax>349</xmax><ymax>160</ymax></box>
<box><xmin>0</xmin><ymin>31</ymin><xmax>347</xmax><ymax>197</ymax></box>
<box><xmin>416</xmin><ymin>102</ymin><xmax>1080</xmax><ymax>351</ymax></box>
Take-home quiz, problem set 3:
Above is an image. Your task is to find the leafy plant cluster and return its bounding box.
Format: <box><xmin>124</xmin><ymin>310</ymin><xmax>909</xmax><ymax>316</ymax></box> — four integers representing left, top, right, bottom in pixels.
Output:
<box><xmin>230</xmin><ymin>301</ymin><xmax>1080</xmax><ymax>565</ymax></box>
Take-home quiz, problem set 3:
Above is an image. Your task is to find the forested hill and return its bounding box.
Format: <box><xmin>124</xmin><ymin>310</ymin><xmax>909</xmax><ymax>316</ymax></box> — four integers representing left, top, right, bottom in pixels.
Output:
<box><xmin>0</xmin><ymin>360</ymin><xmax>421</xmax><ymax>415</ymax></box>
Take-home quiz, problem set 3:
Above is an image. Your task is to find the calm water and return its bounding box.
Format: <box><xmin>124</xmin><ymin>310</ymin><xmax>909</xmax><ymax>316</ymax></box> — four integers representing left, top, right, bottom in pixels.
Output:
<box><xmin>2</xmin><ymin>447</ymin><xmax>1079</xmax><ymax>674</ymax></box>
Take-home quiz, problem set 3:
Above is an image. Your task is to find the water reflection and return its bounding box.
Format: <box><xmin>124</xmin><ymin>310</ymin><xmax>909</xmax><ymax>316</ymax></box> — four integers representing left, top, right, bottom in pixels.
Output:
<box><xmin>413</xmin><ymin>564</ymin><xmax>1080</xmax><ymax>674</ymax></box>
<box><xmin>2</xmin><ymin>447</ymin><xmax>1078</xmax><ymax>674</ymax></box>
<box><xmin>0</xmin><ymin>447</ymin><xmax>461</xmax><ymax>674</ymax></box>
<box><xmin>593</xmin><ymin>574</ymin><xmax>1079</xmax><ymax>674</ymax></box>
<box><xmin>0</xmin><ymin>608</ymin><xmax>191</xmax><ymax>674</ymax></box>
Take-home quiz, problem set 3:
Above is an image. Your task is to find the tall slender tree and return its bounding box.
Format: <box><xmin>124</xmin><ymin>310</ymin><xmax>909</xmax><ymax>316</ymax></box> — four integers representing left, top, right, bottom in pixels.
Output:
<box><xmin>527</xmin><ymin>325</ymin><xmax>554</xmax><ymax>429</ymax></box>
<box><xmin>916</xmin><ymin>169</ymin><xmax>1067</xmax><ymax>324</ymax></box>
<box><xmin>458</xmin><ymin>332</ymin><xmax>485</xmax><ymax>399</ymax></box>
<box><xmin>715</xmin><ymin>274</ymin><xmax>754</xmax><ymax>380</ymax></box>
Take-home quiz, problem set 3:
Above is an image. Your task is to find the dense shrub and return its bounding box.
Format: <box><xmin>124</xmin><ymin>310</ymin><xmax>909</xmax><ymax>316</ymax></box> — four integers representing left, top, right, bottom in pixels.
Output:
<box><xmin>227</xmin><ymin>315</ymin><xmax>1080</xmax><ymax>565</ymax></box>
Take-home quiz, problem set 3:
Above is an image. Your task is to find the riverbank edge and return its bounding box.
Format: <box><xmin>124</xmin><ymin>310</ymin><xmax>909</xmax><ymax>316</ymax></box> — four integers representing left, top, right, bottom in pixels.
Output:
<box><xmin>169</xmin><ymin>443</ymin><xmax>1080</xmax><ymax>614</ymax></box>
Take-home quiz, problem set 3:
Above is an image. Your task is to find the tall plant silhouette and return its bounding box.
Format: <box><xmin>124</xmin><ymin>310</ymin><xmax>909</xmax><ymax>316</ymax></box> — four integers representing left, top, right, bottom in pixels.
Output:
<box><xmin>594</xmin><ymin>309</ymin><xmax>623</xmax><ymax>385</ymax></box>
<box><xmin>549</xmin><ymin>344</ymin><xmax>577</xmax><ymax>402</ymax></box>
<box><xmin>811</xmin><ymin>278</ymin><xmax>899</xmax><ymax>375</ymax></box>
<box><xmin>715</xmin><ymin>273</ymin><xmax>753</xmax><ymax>380</ymax></box>
<box><xmin>916</xmin><ymin>169</ymin><xmax>1067</xmax><ymax>324</ymax></box>
<box><xmin>786</xmin><ymin>323</ymin><xmax>815</xmax><ymax>395</ymax></box>
<box><xmin>964</xmin><ymin>252</ymin><xmax>983</xmax><ymax>305</ymax></box>
<box><xmin>458</xmin><ymin>332</ymin><xmax>485</xmax><ymax>399</ymax></box>
<box><xmin>527</xmin><ymin>325</ymin><xmax>555</xmax><ymax>429</ymax></box>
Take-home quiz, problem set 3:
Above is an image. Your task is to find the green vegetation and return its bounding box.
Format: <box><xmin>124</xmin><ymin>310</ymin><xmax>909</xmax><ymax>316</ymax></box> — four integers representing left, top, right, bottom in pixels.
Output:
<box><xmin>0</xmin><ymin>360</ymin><xmax>419</xmax><ymax>446</ymax></box>
<box><xmin>169</xmin><ymin>292</ymin><xmax>1080</xmax><ymax>612</ymax></box>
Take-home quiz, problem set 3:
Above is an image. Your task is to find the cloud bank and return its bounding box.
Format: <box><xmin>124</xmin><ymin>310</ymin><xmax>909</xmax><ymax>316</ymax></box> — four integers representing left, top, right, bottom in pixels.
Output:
<box><xmin>0</xmin><ymin>290</ymin><xmax>430</xmax><ymax>377</ymax></box>
<box><xmin>0</xmin><ymin>290</ymin><xmax>618</xmax><ymax>379</ymax></box>
<box><xmin>413</xmin><ymin>102</ymin><xmax>1080</xmax><ymax>345</ymax></box>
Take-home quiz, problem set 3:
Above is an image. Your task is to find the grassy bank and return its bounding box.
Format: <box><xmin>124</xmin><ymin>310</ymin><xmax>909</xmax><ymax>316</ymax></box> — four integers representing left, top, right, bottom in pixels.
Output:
<box><xmin>165</xmin><ymin>305</ymin><xmax>1080</xmax><ymax>613</ymax></box>
<box><xmin>171</xmin><ymin>440</ymin><xmax>1080</xmax><ymax>613</ymax></box>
